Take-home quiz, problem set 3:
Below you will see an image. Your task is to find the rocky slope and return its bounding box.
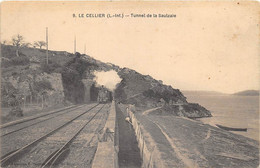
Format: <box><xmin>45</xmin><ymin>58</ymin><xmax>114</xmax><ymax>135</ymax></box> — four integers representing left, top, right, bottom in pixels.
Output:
<box><xmin>1</xmin><ymin>44</ymin><xmax>212</xmax><ymax>118</ymax></box>
<box><xmin>114</xmin><ymin>68</ymin><xmax>212</xmax><ymax>118</ymax></box>
<box><xmin>1</xmin><ymin>45</ymin><xmax>69</xmax><ymax>110</ymax></box>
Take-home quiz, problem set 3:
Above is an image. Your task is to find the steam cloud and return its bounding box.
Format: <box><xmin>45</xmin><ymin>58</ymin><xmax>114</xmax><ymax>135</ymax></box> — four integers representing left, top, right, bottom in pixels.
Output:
<box><xmin>93</xmin><ymin>70</ymin><xmax>122</xmax><ymax>91</ymax></box>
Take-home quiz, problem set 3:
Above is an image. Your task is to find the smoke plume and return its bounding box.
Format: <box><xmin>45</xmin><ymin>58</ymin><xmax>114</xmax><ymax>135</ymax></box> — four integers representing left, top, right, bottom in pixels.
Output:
<box><xmin>93</xmin><ymin>70</ymin><xmax>122</xmax><ymax>91</ymax></box>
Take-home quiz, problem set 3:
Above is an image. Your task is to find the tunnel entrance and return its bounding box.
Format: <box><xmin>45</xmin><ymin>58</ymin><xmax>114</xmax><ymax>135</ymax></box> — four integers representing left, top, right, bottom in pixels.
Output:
<box><xmin>90</xmin><ymin>84</ymin><xmax>113</xmax><ymax>103</ymax></box>
<box><xmin>90</xmin><ymin>84</ymin><xmax>99</xmax><ymax>101</ymax></box>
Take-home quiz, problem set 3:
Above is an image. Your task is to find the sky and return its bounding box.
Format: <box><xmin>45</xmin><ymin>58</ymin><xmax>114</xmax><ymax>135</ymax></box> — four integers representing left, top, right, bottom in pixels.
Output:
<box><xmin>1</xmin><ymin>1</ymin><xmax>259</xmax><ymax>94</ymax></box>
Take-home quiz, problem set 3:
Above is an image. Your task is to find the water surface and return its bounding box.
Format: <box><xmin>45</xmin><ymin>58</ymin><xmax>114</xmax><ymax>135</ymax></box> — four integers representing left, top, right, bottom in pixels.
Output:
<box><xmin>184</xmin><ymin>94</ymin><xmax>259</xmax><ymax>141</ymax></box>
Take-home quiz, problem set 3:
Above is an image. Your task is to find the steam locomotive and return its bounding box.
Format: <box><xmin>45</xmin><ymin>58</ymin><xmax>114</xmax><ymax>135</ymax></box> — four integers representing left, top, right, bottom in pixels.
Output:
<box><xmin>97</xmin><ymin>86</ymin><xmax>112</xmax><ymax>103</ymax></box>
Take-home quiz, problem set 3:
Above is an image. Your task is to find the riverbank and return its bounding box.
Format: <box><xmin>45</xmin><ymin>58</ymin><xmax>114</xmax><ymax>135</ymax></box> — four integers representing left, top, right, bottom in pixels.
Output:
<box><xmin>118</xmin><ymin>104</ymin><xmax>259</xmax><ymax>168</ymax></box>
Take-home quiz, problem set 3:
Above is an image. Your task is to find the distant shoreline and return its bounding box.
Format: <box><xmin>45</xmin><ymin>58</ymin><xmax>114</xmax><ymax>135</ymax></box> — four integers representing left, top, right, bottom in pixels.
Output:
<box><xmin>182</xmin><ymin>90</ymin><xmax>259</xmax><ymax>97</ymax></box>
<box><xmin>233</xmin><ymin>90</ymin><xmax>259</xmax><ymax>96</ymax></box>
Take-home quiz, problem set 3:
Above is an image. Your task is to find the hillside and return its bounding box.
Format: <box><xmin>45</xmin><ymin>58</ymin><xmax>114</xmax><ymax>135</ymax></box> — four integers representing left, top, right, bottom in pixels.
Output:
<box><xmin>1</xmin><ymin>44</ymin><xmax>212</xmax><ymax>118</ymax></box>
<box><xmin>233</xmin><ymin>90</ymin><xmax>259</xmax><ymax>96</ymax></box>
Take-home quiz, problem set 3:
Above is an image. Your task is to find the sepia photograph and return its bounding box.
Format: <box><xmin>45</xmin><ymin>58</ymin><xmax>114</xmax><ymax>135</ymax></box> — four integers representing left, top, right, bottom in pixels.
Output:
<box><xmin>0</xmin><ymin>1</ymin><xmax>259</xmax><ymax>168</ymax></box>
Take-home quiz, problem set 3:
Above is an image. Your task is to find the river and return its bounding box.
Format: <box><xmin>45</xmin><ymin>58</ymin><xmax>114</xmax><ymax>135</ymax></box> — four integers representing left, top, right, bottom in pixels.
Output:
<box><xmin>183</xmin><ymin>93</ymin><xmax>259</xmax><ymax>141</ymax></box>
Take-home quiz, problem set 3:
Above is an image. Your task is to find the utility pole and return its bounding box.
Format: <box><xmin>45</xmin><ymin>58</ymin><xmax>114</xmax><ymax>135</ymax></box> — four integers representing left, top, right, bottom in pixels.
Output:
<box><xmin>74</xmin><ymin>35</ymin><xmax>76</xmax><ymax>54</ymax></box>
<box><xmin>46</xmin><ymin>27</ymin><xmax>49</xmax><ymax>64</ymax></box>
<box><xmin>84</xmin><ymin>43</ymin><xmax>86</xmax><ymax>55</ymax></box>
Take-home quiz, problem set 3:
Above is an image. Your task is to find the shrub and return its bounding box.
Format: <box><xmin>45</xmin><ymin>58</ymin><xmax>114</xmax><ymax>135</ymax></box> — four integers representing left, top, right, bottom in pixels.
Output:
<box><xmin>11</xmin><ymin>56</ymin><xmax>30</xmax><ymax>66</ymax></box>
<box><xmin>143</xmin><ymin>89</ymin><xmax>174</xmax><ymax>103</ymax></box>
<box><xmin>40</xmin><ymin>61</ymin><xmax>61</xmax><ymax>74</ymax></box>
<box><xmin>1</xmin><ymin>45</ymin><xmax>16</xmax><ymax>58</ymax></box>
<box><xmin>11</xmin><ymin>72</ymin><xmax>18</xmax><ymax>76</ymax></box>
<box><xmin>1</xmin><ymin>56</ymin><xmax>30</xmax><ymax>67</ymax></box>
<box><xmin>34</xmin><ymin>80</ymin><xmax>53</xmax><ymax>93</ymax></box>
<box><xmin>1</xmin><ymin>59</ymin><xmax>12</xmax><ymax>67</ymax></box>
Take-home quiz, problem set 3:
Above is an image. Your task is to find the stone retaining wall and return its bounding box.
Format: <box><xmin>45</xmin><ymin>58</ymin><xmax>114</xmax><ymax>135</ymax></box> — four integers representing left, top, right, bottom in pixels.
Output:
<box><xmin>128</xmin><ymin>108</ymin><xmax>164</xmax><ymax>168</ymax></box>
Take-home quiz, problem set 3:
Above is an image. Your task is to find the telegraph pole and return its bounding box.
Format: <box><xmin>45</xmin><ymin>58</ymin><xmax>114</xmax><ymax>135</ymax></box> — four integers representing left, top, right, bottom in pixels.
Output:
<box><xmin>46</xmin><ymin>27</ymin><xmax>49</xmax><ymax>64</ymax></box>
<box><xmin>84</xmin><ymin>43</ymin><xmax>86</xmax><ymax>54</ymax></box>
<box><xmin>74</xmin><ymin>35</ymin><xmax>76</xmax><ymax>54</ymax></box>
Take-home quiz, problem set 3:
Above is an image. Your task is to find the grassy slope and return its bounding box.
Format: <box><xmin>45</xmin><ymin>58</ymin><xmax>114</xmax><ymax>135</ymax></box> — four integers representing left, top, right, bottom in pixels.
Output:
<box><xmin>1</xmin><ymin>45</ymin><xmax>72</xmax><ymax>77</ymax></box>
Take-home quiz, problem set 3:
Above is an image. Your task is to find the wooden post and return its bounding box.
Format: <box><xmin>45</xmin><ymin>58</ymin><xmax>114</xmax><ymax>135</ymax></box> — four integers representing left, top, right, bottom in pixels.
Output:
<box><xmin>74</xmin><ymin>35</ymin><xmax>76</xmax><ymax>54</ymax></box>
<box><xmin>84</xmin><ymin>43</ymin><xmax>86</xmax><ymax>54</ymax></box>
<box><xmin>46</xmin><ymin>27</ymin><xmax>49</xmax><ymax>64</ymax></box>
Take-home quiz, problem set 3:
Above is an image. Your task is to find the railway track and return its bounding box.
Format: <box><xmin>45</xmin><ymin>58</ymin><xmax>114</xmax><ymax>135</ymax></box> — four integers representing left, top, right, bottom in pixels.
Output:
<box><xmin>1</xmin><ymin>104</ymin><xmax>100</xmax><ymax>158</ymax></box>
<box><xmin>0</xmin><ymin>105</ymin><xmax>78</xmax><ymax>129</ymax></box>
<box><xmin>1</xmin><ymin>104</ymin><xmax>87</xmax><ymax>137</ymax></box>
<box><xmin>56</xmin><ymin>104</ymin><xmax>110</xmax><ymax>167</ymax></box>
<box><xmin>0</xmin><ymin>103</ymin><xmax>107</xmax><ymax>167</ymax></box>
<box><xmin>41</xmin><ymin>104</ymin><xmax>107</xmax><ymax>168</ymax></box>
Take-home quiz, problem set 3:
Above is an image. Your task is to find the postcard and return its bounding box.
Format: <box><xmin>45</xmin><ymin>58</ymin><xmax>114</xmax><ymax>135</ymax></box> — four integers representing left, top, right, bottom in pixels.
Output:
<box><xmin>0</xmin><ymin>1</ymin><xmax>259</xmax><ymax>168</ymax></box>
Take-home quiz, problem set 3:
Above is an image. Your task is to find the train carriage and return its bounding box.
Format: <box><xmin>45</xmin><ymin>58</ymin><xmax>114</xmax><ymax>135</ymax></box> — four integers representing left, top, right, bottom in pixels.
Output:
<box><xmin>97</xmin><ymin>86</ymin><xmax>112</xmax><ymax>103</ymax></box>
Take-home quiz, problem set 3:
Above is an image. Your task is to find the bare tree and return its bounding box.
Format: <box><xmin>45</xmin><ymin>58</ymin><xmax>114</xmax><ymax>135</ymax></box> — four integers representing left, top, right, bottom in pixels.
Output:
<box><xmin>12</xmin><ymin>34</ymin><xmax>26</xmax><ymax>57</ymax></box>
<box><xmin>34</xmin><ymin>41</ymin><xmax>46</xmax><ymax>49</ymax></box>
<box><xmin>1</xmin><ymin>40</ymin><xmax>7</xmax><ymax>45</ymax></box>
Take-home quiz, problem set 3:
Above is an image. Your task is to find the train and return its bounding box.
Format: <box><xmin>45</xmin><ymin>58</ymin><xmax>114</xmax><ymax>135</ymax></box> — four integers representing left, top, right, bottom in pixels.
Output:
<box><xmin>97</xmin><ymin>86</ymin><xmax>113</xmax><ymax>103</ymax></box>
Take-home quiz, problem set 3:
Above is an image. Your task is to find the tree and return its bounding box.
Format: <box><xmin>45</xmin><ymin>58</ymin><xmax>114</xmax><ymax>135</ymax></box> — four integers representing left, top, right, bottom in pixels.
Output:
<box><xmin>1</xmin><ymin>40</ymin><xmax>7</xmax><ymax>45</ymax></box>
<box><xmin>12</xmin><ymin>34</ymin><xmax>27</xmax><ymax>57</ymax></box>
<box><xmin>34</xmin><ymin>41</ymin><xmax>46</xmax><ymax>49</ymax></box>
<box><xmin>33</xmin><ymin>80</ymin><xmax>53</xmax><ymax>109</ymax></box>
